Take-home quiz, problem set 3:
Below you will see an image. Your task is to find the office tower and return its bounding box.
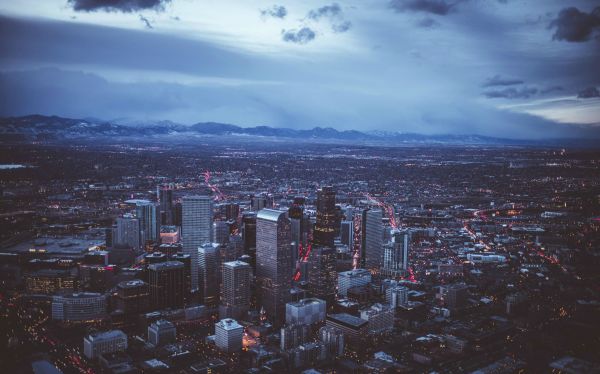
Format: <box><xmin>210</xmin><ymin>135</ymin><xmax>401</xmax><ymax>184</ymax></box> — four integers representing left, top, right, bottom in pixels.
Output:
<box><xmin>136</xmin><ymin>201</ymin><xmax>161</xmax><ymax>246</ymax></box>
<box><xmin>214</xmin><ymin>318</ymin><xmax>244</xmax><ymax>352</ymax></box>
<box><xmin>281</xmin><ymin>324</ymin><xmax>310</xmax><ymax>350</ymax></box>
<box><xmin>173</xmin><ymin>201</ymin><xmax>182</xmax><ymax>227</ymax></box>
<box><xmin>224</xmin><ymin>203</ymin><xmax>240</xmax><ymax>222</ymax></box>
<box><xmin>251</xmin><ymin>195</ymin><xmax>267</xmax><ymax>211</ymax></box>
<box><xmin>319</xmin><ymin>326</ymin><xmax>345</xmax><ymax>357</ymax></box>
<box><xmin>115</xmin><ymin>280</ymin><xmax>149</xmax><ymax>314</ymax></box>
<box><xmin>256</xmin><ymin>209</ymin><xmax>292</xmax><ymax>325</ymax></box>
<box><xmin>313</xmin><ymin>186</ymin><xmax>336</xmax><ymax>247</ymax></box>
<box><xmin>340</xmin><ymin>220</ymin><xmax>353</xmax><ymax>247</ymax></box>
<box><xmin>170</xmin><ymin>253</ymin><xmax>192</xmax><ymax>300</ymax></box>
<box><xmin>148</xmin><ymin>261</ymin><xmax>184</xmax><ymax>310</ymax></box>
<box><xmin>148</xmin><ymin>319</ymin><xmax>176</xmax><ymax>346</ymax></box>
<box><xmin>361</xmin><ymin>209</ymin><xmax>383</xmax><ymax>270</ymax></box>
<box><xmin>199</xmin><ymin>243</ymin><xmax>220</xmax><ymax>307</ymax></box>
<box><xmin>307</xmin><ymin>246</ymin><xmax>337</xmax><ymax>304</ymax></box>
<box><xmin>241</xmin><ymin>212</ymin><xmax>257</xmax><ymax>270</ymax></box>
<box><xmin>158</xmin><ymin>185</ymin><xmax>174</xmax><ymax>225</ymax></box>
<box><xmin>182</xmin><ymin>195</ymin><xmax>213</xmax><ymax>291</ymax></box>
<box><xmin>214</xmin><ymin>221</ymin><xmax>230</xmax><ymax>245</ymax></box>
<box><xmin>338</xmin><ymin>269</ymin><xmax>372</xmax><ymax>297</ymax></box>
<box><xmin>385</xmin><ymin>229</ymin><xmax>410</xmax><ymax>272</ymax></box>
<box><xmin>224</xmin><ymin>235</ymin><xmax>243</xmax><ymax>263</ymax></box>
<box><xmin>386</xmin><ymin>285</ymin><xmax>409</xmax><ymax>308</ymax></box>
<box><xmin>51</xmin><ymin>292</ymin><xmax>107</xmax><ymax>323</ymax></box>
<box><xmin>360</xmin><ymin>303</ymin><xmax>395</xmax><ymax>334</ymax></box>
<box><xmin>440</xmin><ymin>284</ymin><xmax>468</xmax><ymax>310</ymax></box>
<box><xmin>285</xmin><ymin>298</ymin><xmax>326</xmax><ymax>326</ymax></box>
<box><xmin>115</xmin><ymin>214</ymin><xmax>141</xmax><ymax>251</ymax></box>
<box><xmin>83</xmin><ymin>330</ymin><xmax>128</xmax><ymax>359</ymax></box>
<box><xmin>289</xmin><ymin>202</ymin><xmax>305</xmax><ymax>274</ymax></box>
<box><xmin>220</xmin><ymin>260</ymin><xmax>251</xmax><ymax>319</ymax></box>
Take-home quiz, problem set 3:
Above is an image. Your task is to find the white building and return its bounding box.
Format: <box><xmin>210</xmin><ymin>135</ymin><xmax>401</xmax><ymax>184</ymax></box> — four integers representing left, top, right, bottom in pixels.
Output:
<box><xmin>214</xmin><ymin>318</ymin><xmax>243</xmax><ymax>352</ymax></box>
<box><xmin>83</xmin><ymin>330</ymin><xmax>127</xmax><ymax>359</ymax></box>
<box><xmin>338</xmin><ymin>269</ymin><xmax>372</xmax><ymax>297</ymax></box>
<box><xmin>285</xmin><ymin>298</ymin><xmax>326</xmax><ymax>326</ymax></box>
<box><xmin>386</xmin><ymin>286</ymin><xmax>409</xmax><ymax>308</ymax></box>
<box><xmin>148</xmin><ymin>319</ymin><xmax>176</xmax><ymax>346</ymax></box>
<box><xmin>182</xmin><ymin>195</ymin><xmax>213</xmax><ymax>291</ymax></box>
<box><xmin>52</xmin><ymin>292</ymin><xmax>106</xmax><ymax>322</ymax></box>
<box><xmin>360</xmin><ymin>303</ymin><xmax>394</xmax><ymax>334</ymax></box>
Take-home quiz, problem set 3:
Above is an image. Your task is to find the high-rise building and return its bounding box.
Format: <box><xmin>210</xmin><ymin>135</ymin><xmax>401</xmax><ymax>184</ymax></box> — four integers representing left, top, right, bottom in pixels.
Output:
<box><xmin>220</xmin><ymin>260</ymin><xmax>251</xmax><ymax>319</ymax></box>
<box><xmin>241</xmin><ymin>212</ymin><xmax>257</xmax><ymax>270</ymax></box>
<box><xmin>115</xmin><ymin>280</ymin><xmax>149</xmax><ymax>314</ymax></box>
<box><xmin>251</xmin><ymin>195</ymin><xmax>267</xmax><ymax>211</ymax></box>
<box><xmin>338</xmin><ymin>269</ymin><xmax>372</xmax><ymax>297</ymax></box>
<box><xmin>148</xmin><ymin>319</ymin><xmax>176</xmax><ymax>346</ymax></box>
<box><xmin>383</xmin><ymin>230</ymin><xmax>410</xmax><ymax>277</ymax></box>
<box><xmin>319</xmin><ymin>326</ymin><xmax>345</xmax><ymax>357</ymax></box>
<box><xmin>83</xmin><ymin>330</ymin><xmax>128</xmax><ymax>359</ymax></box>
<box><xmin>361</xmin><ymin>209</ymin><xmax>383</xmax><ymax>270</ymax></box>
<box><xmin>281</xmin><ymin>323</ymin><xmax>310</xmax><ymax>350</ymax></box>
<box><xmin>115</xmin><ymin>214</ymin><xmax>141</xmax><ymax>251</ymax></box>
<box><xmin>214</xmin><ymin>318</ymin><xmax>244</xmax><ymax>352</ymax></box>
<box><xmin>158</xmin><ymin>185</ymin><xmax>174</xmax><ymax>225</ymax></box>
<box><xmin>182</xmin><ymin>195</ymin><xmax>213</xmax><ymax>291</ymax></box>
<box><xmin>307</xmin><ymin>245</ymin><xmax>337</xmax><ymax>304</ymax></box>
<box><xmin>199</xmin><ymin>243</ymin><xmax>220</xmax><ymax>307</ymax></box>
<box><xmin>51</xmin><ymin>292</ymin><xmax>107</xmax><ymax>323</ymax></box>
<box><xmin>340</xmin><ymin>220</ymin><xmax>353</xmax><ymax>247</ymax></box>
<box><xmin>214</xmin><ymin>221</ymin><xmax>230</xmax><ymax>245</ymax></box>
<box><xmin>136</xmin><ymin>201</ymin><xmax>161</xmax><ymax>246</ymax></box>
<box><xmin>440</xmin><ymin>284</ymin><xmax>468</xmax><ymax>310</ymax></box>
<box><xmin>256</xmin><ymin>209</ymin><xmax>292</xmax><ymax>325</ymax></box>
<box><xmin>313</xmin><ymin>186</ymin><xmax>336</xmax><ymax>247</ymax></box>
<box><xmin>285</xmin><ymin>298</ymin><xmax>326</xmax><ymax>326</ymax></box>
<box><xmin>360</xmin><ymin>303</ymin><xmax>395</xmax><ymax>334</ymax></box>
<box><xmin>148</xmin><ymin>261</ymin><xmax>184</xmax><ymax>310</ymax></box>
<box><xmin>170</xmin><ymin>253</ymin><xmax>192</xmax><ymax>300</ymax></box>
<box><xmin>386</xmin><ymin>285</ymin><xmax>409</xmax><ymax>308</ymax></box>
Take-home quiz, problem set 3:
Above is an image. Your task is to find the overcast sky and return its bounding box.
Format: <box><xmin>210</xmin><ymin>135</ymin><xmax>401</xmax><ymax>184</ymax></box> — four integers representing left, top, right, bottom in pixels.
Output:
<box><xmin>1</xmin><ymin>0</ymin><xmax>599</xmax><ymax>138</ymax></box>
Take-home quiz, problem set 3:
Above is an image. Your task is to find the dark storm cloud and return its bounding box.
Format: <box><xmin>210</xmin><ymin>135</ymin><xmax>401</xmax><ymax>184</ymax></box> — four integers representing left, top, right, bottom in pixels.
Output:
<box><xmin>68</xmin><ymin>0</ymin><xmax>171</xmax><ymax>13</ymax></box>
<box><xmin>549</xmin><ymin>6</ymin><xmax>600</xmax><ymax>42</ymax></box>
<box><xmin>482</xmin><ymin>75</ymin><xmax>524</xmax><ymax>87</ymax></box>
<box><xmin>139</xmin><ymin>15</ymin><xmax>153</xmax><ymax>29</ymax></box>
<box><xmin>577</xmin><ymin>86</ymin><xmax>600</xmax><ymax>98</ymax></box>
<box><xmin>260</xmin><ymin>5</ymin><xmax>287</xmax><ymax>19</ymax></box>
<box><xmin>484</xmin><ymin>87</ymin><xmax>538</xmax><ymax>99</ymax></box>
<box><xmin>389</xmin><ymin>0</ymin><xmax>465</xmax><ymax>16</ymax></box>
<box><xmin>281</xmin><ymin>27</ymin><xmax>316</xmax><ymax>44</ymax></box>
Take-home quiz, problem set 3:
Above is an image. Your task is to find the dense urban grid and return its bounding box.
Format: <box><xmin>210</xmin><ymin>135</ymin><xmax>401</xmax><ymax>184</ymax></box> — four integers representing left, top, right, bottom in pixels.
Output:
<box><xmin>1</xmin><ymin>139</ymin><xmax>599</xmax><ymax>373</ymax></box>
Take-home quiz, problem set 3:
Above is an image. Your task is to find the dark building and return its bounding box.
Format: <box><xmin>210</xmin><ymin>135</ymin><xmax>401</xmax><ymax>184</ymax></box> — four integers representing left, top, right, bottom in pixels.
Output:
<box><xmin>116</xmin><ymin>280</ymin><xmax>150</xmax><ymax>315</ymax></box>
<box><xmin>148</xmin><ymin>261</ymin><xmax>185</xmax><ymax>310</ymax></box>
<box><xmin>242</xmin><ymin>212</ymin><xmax>257</xmax><ymax>270</ymax></box>
<box><xmin>313</xmin><ymin>186</ymin><xmax>336</xmax><ymax>248</ymax></box>
<box><xmin>158</xmin><ymin>185</ymin><xmax>174</xmax><ymax>225</ymax></box>
<box><xmin>307</xmin><ymin>245</ymin><xmax>337</xmax><ymax>306</ymax></box>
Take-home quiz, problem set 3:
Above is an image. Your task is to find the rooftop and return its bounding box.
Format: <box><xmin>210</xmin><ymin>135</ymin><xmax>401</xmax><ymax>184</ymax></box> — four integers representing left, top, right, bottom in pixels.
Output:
<box><xmin>327</xmin><ymin>313</ymin><xmax>368</xmax><ymax>329</ymax></box>
<box><xmin>216</xmin><ymin>318</ymin><xmax>243</xmax><ymax>331</ymax></box>
<box><xmin>257</xmin><ymin>208</ymin><xmax>286</xmax><ymax>222</ymax></box>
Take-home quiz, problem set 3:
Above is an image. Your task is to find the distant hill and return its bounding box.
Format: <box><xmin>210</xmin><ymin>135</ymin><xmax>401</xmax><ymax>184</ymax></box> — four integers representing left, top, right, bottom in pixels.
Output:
<box><xmin>0</xmin><ymin>114</ymin><xmax>593</xmax><ymax>147</ymax></box>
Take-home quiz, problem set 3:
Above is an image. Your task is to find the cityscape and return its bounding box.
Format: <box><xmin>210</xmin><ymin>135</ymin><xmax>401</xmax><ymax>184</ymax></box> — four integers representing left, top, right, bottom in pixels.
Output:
<box><xmin>1</xmin><ymin>0</ymin><xmax>600</xmax><ymax>373</ymax></box>
<box><xmin>0</xmin><ymin>138</ymin><xmax>599</xmax><ymax>373</ymax></box>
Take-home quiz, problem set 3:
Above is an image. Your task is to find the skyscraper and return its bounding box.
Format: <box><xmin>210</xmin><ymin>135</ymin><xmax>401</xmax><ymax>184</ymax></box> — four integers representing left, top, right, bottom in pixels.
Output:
<box><xmin>114</xmin><ymin>214</ymin><xmax>141</xmax><ymax>251</ymax></box>
<box><xmin>158</xmin><ymin>185</ymin><xmax>174</xmax><ymax>225</ymax></box>
<box><xmin>340</xmin><ymin>220</ymin><xmax>353</xmax><ymax>247</ymax></box>
<box><xmin>220</xmin><ymin>260</ymin><xmax>251</xmax><ymax>319</ymax></box>
<box><xmin>313</xmin><ymin>186</ymin><xmax>336</xmax><ymax>247</ymax></box>
<box><xmin>256</xmin><ymin>209</ymin><xmax>292</xmax><ymax>325</ymax></box>
<box><xmin>241</xmin><ymin>212</ymin><xmax>257</xmax><ymax>270</ymax></box>
<box><xmin>136</xmin><ymin>201</ymin><xmax>161</xmax><ymax>246</ymax></box>
<box><xmin>383</xmin><ymin>229</ymin><xmax>410</xmax><ymax>277</ymax></box>
<box><xmin>307</xmin><ymin>245</ymin><xmax>337</xmax><ymax>305</ymax></box>
<box><xmin>199</xmin><ymin>242</ymin><xmax>220</xmax><ymax>307</ymax></box>
<box><xmin>182</xmin><ymin>195</ymin><xmax>213</xmax><ymax>291</ymax></box>
<box><xmin>214</xmin><ymin>318</ymin><xmax>244</xmax><ymax>352</ymax></box>
<box><xmin>148</xmin><ymin>261</ymin><xmax>184</xmax><ymax>310</ymax></box>
<box><xmin>362</xmin><ymin>209</ymin><xmax>383</xmax><ymax>271</ymax></box>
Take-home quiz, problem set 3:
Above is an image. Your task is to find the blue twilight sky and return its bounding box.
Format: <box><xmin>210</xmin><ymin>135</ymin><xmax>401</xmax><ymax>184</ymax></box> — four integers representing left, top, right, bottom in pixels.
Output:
<box><xmin>0</xmin><ymin>0</ymin><xmax>599</xmax><ymax>138</ymax></box>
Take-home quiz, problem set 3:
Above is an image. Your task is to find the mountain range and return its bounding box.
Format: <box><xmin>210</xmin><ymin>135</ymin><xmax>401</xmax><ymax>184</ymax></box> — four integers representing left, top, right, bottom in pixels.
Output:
<box><xmin>0</xmin><ymin>114</ymin><xmax>595</xmax><ymax>147</ymax></box>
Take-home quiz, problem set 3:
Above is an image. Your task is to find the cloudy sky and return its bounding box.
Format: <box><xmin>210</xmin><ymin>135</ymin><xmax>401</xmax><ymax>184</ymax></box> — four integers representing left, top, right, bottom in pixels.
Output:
<box><xmin>0</xmin><ymin>0</ymin><xmax>599</xmax><ymax>138</ymax></box>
